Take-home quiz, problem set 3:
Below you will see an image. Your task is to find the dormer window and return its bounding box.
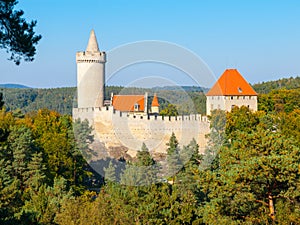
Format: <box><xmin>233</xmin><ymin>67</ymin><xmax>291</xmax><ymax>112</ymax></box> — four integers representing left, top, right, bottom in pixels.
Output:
<box><xmin>238</xmin><ymin>87</ymin><xmax>243</xmax><ymax>93</ymax></box>
<box><xmin>134</xmin><ymin>103</ymin><xmax>139</xmax><ymax>111</ymax></box>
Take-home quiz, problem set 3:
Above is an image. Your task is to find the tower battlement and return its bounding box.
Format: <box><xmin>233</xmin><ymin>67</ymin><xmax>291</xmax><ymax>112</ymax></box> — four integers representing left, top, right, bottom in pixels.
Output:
<box><xmin>74</xmin><ymin>30</ymin><xmax>211</xmax><ymax>157</ymax></box>
<box><xmin>76</xmin><ymin>30</ymin><xmax>106</xmax><ymax>109</ymax></box>
<box><xmin>76</xmin><ymin>51</ymin><xmax>106</xmax><ymax>63</ymax></box>
<box><xmin>73</xmin><ymin>107</ymin><xmax>210</xmax><ymax>154</ymax></box>
<box><xmin>73</xmin><ymin>107</ymin><xmax>209</xmax><ymax>123</ymax></box>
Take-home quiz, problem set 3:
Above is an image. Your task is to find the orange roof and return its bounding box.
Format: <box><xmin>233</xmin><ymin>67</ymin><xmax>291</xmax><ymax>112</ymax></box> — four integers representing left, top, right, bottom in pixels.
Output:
<box><xmin>112</xmin><ymin>95</ymin><xmax>145</xmax><ymax>112</ymax></box>
<box><xmin>151</xmin><ymin>94</ymin><xmax>160</xmax><ymax>107</ymax></box>
<box><xmin>206</xmin><ymin>69</ymin><xmax>257</xmax><ymax>96</ymax></box>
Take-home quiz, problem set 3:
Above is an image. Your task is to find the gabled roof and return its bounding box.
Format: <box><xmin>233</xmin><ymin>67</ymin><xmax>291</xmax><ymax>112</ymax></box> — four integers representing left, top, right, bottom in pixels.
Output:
<box><xmin>86</xmin><ymin>29</ymin><xmax>99</xmax><ymax>52</ymax></box>
<box><xmin>151</xmin><ymin>94</ymin><xmax>159</xmax><ymax>107</ymax></box>
<box><xmin>206</xmin><ymin>69</ymin><xmax>257</xmax><ymax>96</ymax></box>
<box><xmin>112</xmin><ymin>95</ymin><xmax>145</xmax><ymax>112</ymax></box>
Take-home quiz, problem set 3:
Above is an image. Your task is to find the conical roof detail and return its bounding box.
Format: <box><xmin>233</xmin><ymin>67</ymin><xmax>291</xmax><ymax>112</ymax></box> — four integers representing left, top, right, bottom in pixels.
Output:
<box><xmin>151</xmin><ymin>94</ymin><xmax>160</xmax><ymax>107</ymax></box>
<box><xmin>86</xmin><ymin>29</ymin><xmax>100</xmax><ymax>52</ymax></box>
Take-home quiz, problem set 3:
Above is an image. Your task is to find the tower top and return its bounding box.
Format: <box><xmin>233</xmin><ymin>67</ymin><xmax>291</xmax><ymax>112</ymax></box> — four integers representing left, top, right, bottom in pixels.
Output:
<box><xmin>151</xmin><ymin>94</ymin><xmax>160</xmax><ymax>107</ymax></box>
<box><xmin>206</xmin><ymin>69</ymin><xmax>257</xmax><ymax>96</ymax></box>
<box><xmin>86</xmin><ymin>29</ymin><xmax>100</xmax><ymax>52</ymax></box>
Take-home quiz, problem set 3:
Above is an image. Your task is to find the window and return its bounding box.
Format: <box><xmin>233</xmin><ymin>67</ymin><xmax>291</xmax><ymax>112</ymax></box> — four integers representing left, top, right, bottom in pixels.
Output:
<box><xmin>134</xmin><ymin>103</ymin><xmax>139</xmax><ymax>111</ymax></box>
<box><xmin>238</xmin><ymin>87</ymin><xmax>243</xmax><ymax>93</ymax></box>
<box><xmin>211</xmin><ymin>104</ymin><xmax>214</xmax><ymax>110</ymax></box>
<box><xmin>230</xmin><ymin>96</ymin><xmax>234</xmax><ymax>100</ymax></box>
<box><xmin>231</xmin><ymin>105</ymin><xmax>235</xmax><ymax>109</ymax></box>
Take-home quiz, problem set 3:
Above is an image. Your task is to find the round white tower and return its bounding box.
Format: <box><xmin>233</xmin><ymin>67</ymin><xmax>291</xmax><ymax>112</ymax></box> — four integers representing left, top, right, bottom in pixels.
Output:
<box><xmin>76</xmin><ymin>30</ymin><xmax>106</xmax><ymax>108</ymax></box>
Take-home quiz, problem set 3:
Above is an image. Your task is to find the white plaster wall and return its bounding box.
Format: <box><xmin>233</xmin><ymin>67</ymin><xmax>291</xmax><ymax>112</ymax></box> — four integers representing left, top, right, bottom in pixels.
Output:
<box><xmin>206</xmin><ymin>95</ymin><xmax>257</xmax><ymax>115</ymax></box>
<box><xmin>75</xmin><ymin>109</ymin><xmax>210</xmax><ymax>156</ymax></box>
<box><xmin>206</xmin><ymin>96</ymin><xmax>226</xmax><ymax>115</ymax></box>
<box><xmin>76</xmin><ymin>52</ymin><xmax>106</xmax><ymax>108</ymax></box>
<box><xmin>224</xmin><ymin>96</ymin><xmax>257</xmax><ymax>112</ymax></box>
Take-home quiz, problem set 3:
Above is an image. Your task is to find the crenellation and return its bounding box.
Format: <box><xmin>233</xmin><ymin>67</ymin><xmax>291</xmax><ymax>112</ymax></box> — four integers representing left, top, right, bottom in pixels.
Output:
<box><xmin>74</xmin><ymin>30</ymin><xmax>211</xmax><ymax>157</ymax></box>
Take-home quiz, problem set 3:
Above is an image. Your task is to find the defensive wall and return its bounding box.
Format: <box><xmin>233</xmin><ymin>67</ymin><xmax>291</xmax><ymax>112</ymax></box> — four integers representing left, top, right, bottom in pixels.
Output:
<box><xmin>73</xmin><ymin>106</ymin><xmax>210</xmax><ymax>157</ymax></box>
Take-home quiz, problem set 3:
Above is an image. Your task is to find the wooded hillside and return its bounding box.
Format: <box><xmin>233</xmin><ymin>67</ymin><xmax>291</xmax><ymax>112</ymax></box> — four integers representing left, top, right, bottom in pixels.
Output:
<box><xmin>1</xmin><ymin>86</ymin><xmax>207</xmax><ymax>115</ymax></box>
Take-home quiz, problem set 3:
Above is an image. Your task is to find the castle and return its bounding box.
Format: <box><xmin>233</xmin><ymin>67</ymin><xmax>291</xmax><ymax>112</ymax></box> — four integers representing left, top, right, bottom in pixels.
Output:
<box><xmin>73</xmin><ymin>30</ymin><xmax>257</xmax><ymax>157</ymax></box>
<box><xmin>206</xmin><ymin>69</ymin><xmax>257</xmax><ymax>115</ymax></box>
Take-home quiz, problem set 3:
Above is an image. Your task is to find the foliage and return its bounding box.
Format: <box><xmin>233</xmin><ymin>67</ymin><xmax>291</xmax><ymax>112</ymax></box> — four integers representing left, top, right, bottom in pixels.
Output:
<box><xmin>2</xmin><ymin>87</ymin><xmax>76</xmax><ymax>115</ymax></box>
<box><xmin>0</xmin><ymin>108</ymin><xmax>100</xmax><ymax>224</ymax></box>
<box><xmin>2</xmin><ymin>86</ymin><xmax>207</xmax><ymax>116</ymax></box>
<box><xmin>120</xmin><ymin>143</ymin><xmax>158</xmax><ymax>186</ymax></box>
<box><xmin>0</xmin><ymin>92</ymin><xmax>4</xmax><ymax>109</ymax></box>
<box><xmin>0</xmin><ymin>0</ymin><xmax>41</xmax><ymax>64</ymax></box>
<box><xmin>253</xmin><ymin>76</ymin><xmax>300</xmax><ymax>94</ymax></box>
<box><xmin>258</xmin><ymin>88</ymin><xmax>300</xmax><ymax>113</ymax></box>
<box><xmin>165</xmin><ymin>133</ymin><xmax>182</xmax><ymax>182</ymax></box>
<box><xmin>1</xmin><ymin>78</ymin><xmax>300</xmax><ymax>224</ymax></box>
<box><xmin>160</xmin><ymin>104</ymin><xmax>179</xmax><ymax>116</ymax></box>
<box><xmin>201</xmin><ymin>109</ymin><xmax>226</xmax><ymax>170</ymax></box>
<box><xmin>200</xmin><ymin>107</ymin><xmax>300</xmax><ymax>224</ymax></box>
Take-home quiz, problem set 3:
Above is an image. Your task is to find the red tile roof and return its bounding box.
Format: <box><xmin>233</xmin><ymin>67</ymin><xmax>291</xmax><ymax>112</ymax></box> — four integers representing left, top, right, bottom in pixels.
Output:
<box><xmin>206</xmin><ymin>69</ymin><xmax>257</xmax><ymax>96</ymax></box>
<box><xmin>112</xmin><ymin>95</ymin><xmax>145</xmax><ymax>112</ymax></box>
<box><xmin>151</xmin><ymin>94</ymin><xmax>159</xmax><ymax>107</ymax></box>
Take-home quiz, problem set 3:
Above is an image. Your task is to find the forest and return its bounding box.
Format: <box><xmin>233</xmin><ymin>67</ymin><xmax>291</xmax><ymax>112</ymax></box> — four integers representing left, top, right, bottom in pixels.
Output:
<box><xmin>1</xmin><ymin>86</ymin><xmax>207</xmax><ymax>116</ymax></box>
<box><xmin>1</xmin><ymin>76</ymin><xmax>299</xmax><ymax>116</ymax></box>
<box><xmin>0</xmin><ymin>77</ymin><xmax>299</xmax><ymax>224</ymax></box>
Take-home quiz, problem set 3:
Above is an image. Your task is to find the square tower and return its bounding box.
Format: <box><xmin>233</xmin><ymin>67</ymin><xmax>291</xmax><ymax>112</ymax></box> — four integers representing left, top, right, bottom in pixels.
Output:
<box><xmin>206</xmin><ymin>69</ymin><xmax>257</xmax><ymax>115</ymax></box>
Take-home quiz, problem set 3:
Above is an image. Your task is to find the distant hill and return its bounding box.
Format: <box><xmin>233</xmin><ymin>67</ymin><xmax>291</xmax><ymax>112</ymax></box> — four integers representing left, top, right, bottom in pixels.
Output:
<box><xmin>2</xmin><ymin>87</ymin><xmax>76</xmax><ymax>115</ymax></box>
<box><xmin>1</xmin><ymin>85</ymin><xmax>207</xmax><ymax>115</ymax></box>
<box><xmin>152</xmin><ymin>86</ymin><xmax>209</xmax><ymax>93</ymax></box>
<box><xmin>1</xmin><ymin>76</ymin><xmax>299</xmax><ymax>115</ymax></box>
<box><xmin>252</xmin><ymin>76</ymin><xmax>300</xmax><ymax>94</ymax></box>
<box><xmin>0</xmin><ymin>83</ymin><xmax>30</xmax><ymax>89</ymax></box>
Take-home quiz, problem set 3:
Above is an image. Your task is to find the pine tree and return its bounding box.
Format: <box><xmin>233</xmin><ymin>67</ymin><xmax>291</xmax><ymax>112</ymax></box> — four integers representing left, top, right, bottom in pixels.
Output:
<box><xmin>166</xmin><ymin>133</ymin><xmax>182</xmax><ymax>183</ymax></box>
<box><xmin>24</xmin><ymin>152</ymin><xmax>46</xmax><ymax>192</ymax></box>
<box><xmin>22</xmin><ymin>177</ymin><xmax>73</xmax><ymax>224</ymax></box>
<box><xmin>0</xmin><ymin>0</ymin><xmax>41</xmax><ymax>64</ymax></box>
<box><xmin>0</xmin><ymin>159</ymin><xmax>21</xmax><ymax>224</ymax></box>
<box><xmin>201</xmin><ymin>109</ymin><xmax>226</xmax><ymax>170</ymax></box>
<box><xmin>136</xmin><ymin>142</ymin><xmax>155</xmax><ymax>167</ymax></box>
<box><xmin>104</xmin><ymin>160</ymin><xmax>116</xmax><ymax>183</ymax></box>
<box><xmin>8</xmin><ymin>126</ymin><xmax>36</xmax><ymax>189</ymax></box>
<box><xmin>201</xmin><ymin>110</ymin><xmax>300</xmax><ymax>224</ymax></box>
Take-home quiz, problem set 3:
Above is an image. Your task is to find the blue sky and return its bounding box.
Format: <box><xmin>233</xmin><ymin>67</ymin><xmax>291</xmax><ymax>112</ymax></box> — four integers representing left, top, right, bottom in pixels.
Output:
<box><xmin>1</xmin><ymin>0</ymin><xmax>300</xmax><ymax>88</ymax></box>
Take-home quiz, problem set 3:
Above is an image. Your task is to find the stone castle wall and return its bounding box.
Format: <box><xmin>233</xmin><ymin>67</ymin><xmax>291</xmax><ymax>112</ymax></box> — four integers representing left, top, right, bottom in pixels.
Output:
<box><xmin>73</xmin><ymin>107</ymin><xmax>210</xmax><ymax>157</ymax></box>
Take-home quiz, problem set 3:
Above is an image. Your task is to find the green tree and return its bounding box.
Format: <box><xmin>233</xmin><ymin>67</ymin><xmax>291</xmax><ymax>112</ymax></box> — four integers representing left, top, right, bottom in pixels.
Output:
<box><xmin>201</xmin><ymin>109</ymin><xmax>300</xmax><ymax>224</ymax></box>
<box><xmin>55</xmin><ymin>191</ymin><xmax>100</xmax><ymax>225</ymax></box>
<box><xmin>166</xmin><ymin>133</ymin><xmax>182</xmax><ymax>183</ymax></box>
<box><xmin>136</xmin><ymin>142</ymin><xmax>155</xmax><ymax>167</ymax></box>
<box><xmin>160</xmin><ymin>104</ymin><xmax>179</xmax><ymax>116</ymax></box>
<box><xmin>24</xmin><ymin>152</ymin><xmax>46</xmax><ymax>193</ymax></box>
<box><xmin>0</xmin><ymin>159</ymin><xmax>21</xmax><ymax>224</ymax></box>
<box><xmin>21</xmin><ymin>177</ymin><xmax>73</xmax><ymax>224</ymax></box>
<box><xmin>0</xmin><ymin>0</ymin><xmax>41</xmax><ymax>64</ymax></box>
<box><xmin>72</xmin><ymin>118</ymin><xmax>95</xmax><ymax>160</ymax></box>
<box><xmin>8</xmin><ymin>125</ymin><xmax>36</xmax><ymax>189</ymax></box>
<box><xmin>201</xmin><ymin>109</ymin><xmax>226</xmax><ymax>170</ymax></box>
<box><xmin>0</xmin><ymin>92</ymin><xmax>4</xmax><ymax>109</ymax></box>
<box><xmin>104</xmin><ymin>160</ymin><xmax>116</xmax><ymax>183</ymax></box>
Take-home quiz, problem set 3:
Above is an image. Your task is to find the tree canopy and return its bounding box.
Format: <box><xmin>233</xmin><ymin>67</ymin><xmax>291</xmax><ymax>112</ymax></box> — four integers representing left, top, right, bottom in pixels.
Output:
<box><xmin>0</xmin><ymin>0</ymin><xmax>41</xmax><ymax>64</ymax></box>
